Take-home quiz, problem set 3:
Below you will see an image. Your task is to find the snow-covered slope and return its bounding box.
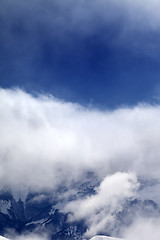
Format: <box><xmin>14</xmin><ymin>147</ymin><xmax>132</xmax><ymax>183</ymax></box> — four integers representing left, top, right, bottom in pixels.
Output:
<box><xmin>0</xmin><ymin>236</ymin><xmax>10</xmax><ymax>240</ymax></box>
<box><xmin>90</xmin><ymin>236</ymin><xmax>125</xmax><ymax>240</ymax></box>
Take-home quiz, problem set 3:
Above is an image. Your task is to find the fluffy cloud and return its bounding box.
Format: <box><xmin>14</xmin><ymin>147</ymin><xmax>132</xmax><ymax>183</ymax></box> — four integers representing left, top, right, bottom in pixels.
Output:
<box><xmin>64</xmin><ymin>172</ymin><xmax>138</xmax><ymax>237</ymax></box>
<box><xmin>1</xmin><ymin>88</ymin><xmax>160</xmax><ymax>194</ymax></box>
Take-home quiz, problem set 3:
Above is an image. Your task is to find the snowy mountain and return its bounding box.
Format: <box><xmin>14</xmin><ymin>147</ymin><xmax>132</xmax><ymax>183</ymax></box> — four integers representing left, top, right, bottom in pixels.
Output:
<box><xmin>90</xmin><ymin>236</ymin><xmax>125</xmax><ymax>240</ymax></box>
<box><xmin>0</xmin><ymin>236</ymin><xmax>10</xmax><ymax>240</ymax></box>
<box><xmin>0</xmin><ymin>234</ymin><xmax>125</xmax><ymax>240</ymax></box>
<box><xmin>0</xmin><ymin>176</ymin><xmax>159</xmax><ymax>240</ymax></box>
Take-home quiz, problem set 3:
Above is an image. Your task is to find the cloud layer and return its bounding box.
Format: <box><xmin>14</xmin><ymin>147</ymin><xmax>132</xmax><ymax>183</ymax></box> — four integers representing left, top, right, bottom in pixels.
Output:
<box><xmin>1</xmin><ymin>88</ymin><xmax>160</xmax><ymax>193</ymax></box>
<box><xmin>1</xmin><ymin>88</ymin><xmax>160</xmax><ymax>237</ymax></box>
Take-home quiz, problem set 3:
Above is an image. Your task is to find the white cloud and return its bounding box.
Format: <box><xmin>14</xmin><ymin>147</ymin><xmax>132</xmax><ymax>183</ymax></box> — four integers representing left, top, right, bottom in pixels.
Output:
<box><xmin>64</xmin><ymin>172</ymin><xmax>138</xmax><ymax>220</ymax></box>
<box><xmin>63</xmin><ymin>172</ymin><xmax>138</xmax><ymax>237</ymax></box>
<box><xmin>2</xmin><ymin>88</ymin><xmax>160</xmax><ymax>236</ymax></box>
<box><xmin>1</xmin><ymin>88</ymin><xmax>160</xmax><ymax>194</ymax></box>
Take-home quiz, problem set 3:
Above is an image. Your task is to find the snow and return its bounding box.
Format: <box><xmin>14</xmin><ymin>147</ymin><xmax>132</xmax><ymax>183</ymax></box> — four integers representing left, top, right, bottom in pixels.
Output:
<box><xmin>25</xmin><ymin>218</ymin><xmax>47</xmax><ymax>226</ymax></box>
<box><xmin>0</xmin><ymin>236</ymin><xmax>10</xmax><ymax>240</ymax></box>
<box><xmin>49</xmin><ymin>206</ymin><xmax>55</xmax><ymax>215</ymax></box>
<box><xmin>90</xmin><ymin>236</ymin><xmax>125</xmax><ymax>240</ymax></box>
<box><xmin>0</xmin><ymin>200</ymin><xmax>11</xmax><ymax>215</ymax></box>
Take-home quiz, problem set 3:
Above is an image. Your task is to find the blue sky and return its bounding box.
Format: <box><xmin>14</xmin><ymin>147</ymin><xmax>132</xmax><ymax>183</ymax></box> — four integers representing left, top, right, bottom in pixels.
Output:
<box><xmin>1</xmin><ymin>0</ymin><xmax>160</xmax><ymax>108</ymax></box>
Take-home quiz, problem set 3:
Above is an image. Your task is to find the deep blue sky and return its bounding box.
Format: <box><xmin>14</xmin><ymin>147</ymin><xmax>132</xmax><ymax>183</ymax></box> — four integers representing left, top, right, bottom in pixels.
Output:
<box><xmin>1</xmin><ymin>0</ymin><xmax>160</xmax><ymax>108</ymax></box>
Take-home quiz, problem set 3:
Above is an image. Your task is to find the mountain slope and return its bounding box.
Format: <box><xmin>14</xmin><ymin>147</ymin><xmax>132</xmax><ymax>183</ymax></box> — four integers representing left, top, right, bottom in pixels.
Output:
<box><xmin>0</xmin><ymin>177</ymin><xmax>159</xmax><ymax>239</ymax></box>
<box><xmin>90</xmin><ymin>236</ymin><xmax>125</xmax><ymax>240</ymax></box>
<box><xmin>0</xmin><ymin>236</ymin><xmax>10</xmax><ymax>240</ymax></box>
